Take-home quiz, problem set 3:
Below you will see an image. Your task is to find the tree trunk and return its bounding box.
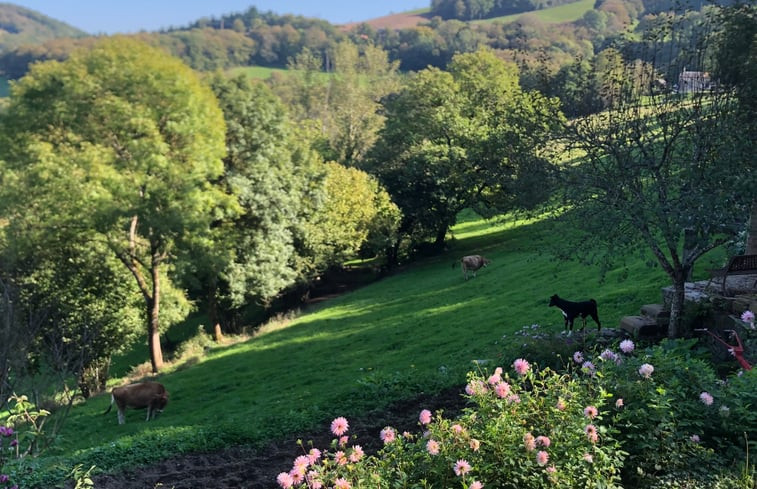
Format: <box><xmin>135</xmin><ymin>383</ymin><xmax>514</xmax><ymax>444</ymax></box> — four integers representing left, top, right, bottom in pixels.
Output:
<box><xmin>208</xmin><ymin>283</ymin><xmax>224</xmax><ymax>342</ymax></box>
<box><xmin>667</xmin><ymin>276</ymin><xmax>686</xmax><ymax>339</ymax></box>
<box><xmin>434</xmin><ymin>225</ymin><xmax>447</xmax><ymax>247</ymax></box>
<box><xmin>746</xmin><ymin>199</ymin><xmax>757</xmax><ymax>255</ymax></box>
<box><xmin>148</xmin><ymin>255</ymin><xmax>163</xmax><ymax>373</ymax></box>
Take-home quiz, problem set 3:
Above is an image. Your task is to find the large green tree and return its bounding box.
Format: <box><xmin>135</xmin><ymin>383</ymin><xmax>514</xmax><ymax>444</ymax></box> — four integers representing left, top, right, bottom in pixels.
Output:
<box><xmin>365</xmin><ymin>49</ymin><xmax>562</xmax><ymax>257</ymax></box>
<box><xmin>0</xmin><ymin>37</ymin><xmax>227</xmax><ymax>372</ymax></box>
<box><xmin>191</xmin><ymin>73</ymin><xmax>324</xmax><ymax>338</ymax></box>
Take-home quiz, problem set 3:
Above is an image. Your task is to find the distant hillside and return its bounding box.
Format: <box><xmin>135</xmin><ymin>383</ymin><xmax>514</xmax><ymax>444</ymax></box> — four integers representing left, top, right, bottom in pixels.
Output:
<box><xmin>341</xmin><ymin>8</ymin><xmax>432</xmax><ymax>30</ymax></box>
<box><xmin>0</xmin><ymin>3</ymin><xmax>87</xmax><ymax>53</ymax></box>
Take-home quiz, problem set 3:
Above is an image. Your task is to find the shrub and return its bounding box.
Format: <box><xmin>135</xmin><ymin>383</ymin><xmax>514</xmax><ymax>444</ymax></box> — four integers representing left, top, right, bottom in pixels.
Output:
<box><xmin>277</xmin><ymin>359</ymin><xmax>625</xmax><ymax>488</ymax></box>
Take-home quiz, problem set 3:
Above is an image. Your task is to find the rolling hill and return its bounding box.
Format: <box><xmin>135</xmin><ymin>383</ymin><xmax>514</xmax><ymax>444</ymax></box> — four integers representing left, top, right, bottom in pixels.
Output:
<box><xmin>0</xmin><ymin>2</ymin><xmax>87</xmax><ymax>53</ymax></box>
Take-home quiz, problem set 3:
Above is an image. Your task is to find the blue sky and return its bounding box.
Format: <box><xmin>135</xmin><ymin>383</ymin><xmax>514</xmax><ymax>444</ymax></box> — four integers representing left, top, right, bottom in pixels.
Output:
<box><xmin>12</xmin><ymin>1</ymin><xmax>427</xmax><ymax>34</ymax></box>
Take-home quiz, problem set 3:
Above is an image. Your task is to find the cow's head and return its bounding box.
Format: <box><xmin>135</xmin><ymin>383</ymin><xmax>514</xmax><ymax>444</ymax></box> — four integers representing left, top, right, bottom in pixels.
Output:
<box><xmin>548</xmin><ymin>294</ymin><xmax>560</xmax><ymax>306</ymax></box>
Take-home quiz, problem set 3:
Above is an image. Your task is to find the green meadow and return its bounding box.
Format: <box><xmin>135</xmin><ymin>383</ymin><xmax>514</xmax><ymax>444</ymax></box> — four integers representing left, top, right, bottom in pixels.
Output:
<box><xmin>474</xmin><ymin>0</ymin><xmax>595</xmax><ymax>24</ymax></box>
<box><xmin>18</xmin><ymin>210</ymin><xmax>724</xmax><ymax>486</ymax></box>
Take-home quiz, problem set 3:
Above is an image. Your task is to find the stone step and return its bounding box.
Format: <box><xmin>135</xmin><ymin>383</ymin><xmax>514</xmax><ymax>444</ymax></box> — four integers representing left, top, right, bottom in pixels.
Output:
<box><xmin>619</xmin><ymin>315</ymin><xmax>661</xmax><ymax>338</ymax></box>
<box><xmin>640</xmin><ymin>303</ymin><xmax>670</xmax><ymax>328</ymax></box>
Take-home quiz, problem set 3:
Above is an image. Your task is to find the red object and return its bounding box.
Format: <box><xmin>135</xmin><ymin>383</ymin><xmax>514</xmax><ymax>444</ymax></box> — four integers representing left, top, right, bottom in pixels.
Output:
<box><xmin>697</xmin><ymin>329</ymin><xmax>752</xmax><ymax>371</ymax></box>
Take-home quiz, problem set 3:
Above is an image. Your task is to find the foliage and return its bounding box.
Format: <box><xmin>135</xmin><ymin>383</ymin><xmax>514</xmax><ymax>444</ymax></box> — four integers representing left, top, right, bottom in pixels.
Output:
<box><xmin>277</xmin><ymin>361</ymin><xmax>625</xmax><ymax>488</ymax></box>
<box><xmin>4</xmin><ymin>212</ymin><xmax>671</xmax><ymax>487</ymax></box>
<box><xmin>0</xmin><ymin>37</ymin><xmax>228</xmax><ymax>372</ymax></box>
<box><xmin>302</xmin><ymin>162</ymin><xmax>401</xmax><ymax>271</ymax></box>
<box><xmin>555</xmin><ymin>6</ymin><xmax>756</xmax><ymax>338</ymax></box>
<box><xmin>365</xmin><ymin>48</ymin><xmax>563</xmax><ymax>255</ymax></box>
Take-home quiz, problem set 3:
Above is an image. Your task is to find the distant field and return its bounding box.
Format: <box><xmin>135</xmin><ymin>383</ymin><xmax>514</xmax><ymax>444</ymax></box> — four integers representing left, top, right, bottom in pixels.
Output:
<box><xmin>0</xmin><ymin>77</ymin><xmax>9</xmax><ymax>97</ymax></box>
<box><xmin>227</xmin><ymin>65</ymin><xmax>290</xmax><ymax>80</ymax></box>
<box><xmin>474</xmin><ymin>0</ymin><xmax>594</xmax><ymax>24</ymax></box>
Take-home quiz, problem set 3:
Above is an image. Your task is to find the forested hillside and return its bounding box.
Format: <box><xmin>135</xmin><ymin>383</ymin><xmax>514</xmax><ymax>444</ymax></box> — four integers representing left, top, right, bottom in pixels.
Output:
<box><xmin>0</xmin><ymin>3</ymin><xmax>86</xmax><ymax>53</ymax></box>
<box><xmin>0</xmin><ymin>0</ymin><xmax>725</xmax><ymax>84</ymax></box>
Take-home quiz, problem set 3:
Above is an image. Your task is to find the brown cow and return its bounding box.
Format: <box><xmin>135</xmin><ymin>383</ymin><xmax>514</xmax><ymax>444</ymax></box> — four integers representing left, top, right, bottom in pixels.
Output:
<box><xmin>103</xmin><ymin>381</ymin><xmax>168</xmax><ymax>425</ymax></box>
<box><xmin>459</xmin><ymin>255</ymin><xmax>491</xmax><ymax>280</ymax></box>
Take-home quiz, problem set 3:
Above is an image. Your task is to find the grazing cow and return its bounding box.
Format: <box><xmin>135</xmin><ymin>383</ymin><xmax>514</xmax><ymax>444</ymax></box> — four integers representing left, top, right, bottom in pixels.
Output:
<box><xmin>458</xmin><ymin>255</ymin><xmax>491</xmax><ymax>280</ymax></box>
<box><xmin>103</xmin><ymin>381</ymin><xmax>168</xmax><ymax>425</ymax></box>
<box><xmin>548</xmin><ymin>294</ymin><xmax>601</xmax><ymax>335</ymax></box>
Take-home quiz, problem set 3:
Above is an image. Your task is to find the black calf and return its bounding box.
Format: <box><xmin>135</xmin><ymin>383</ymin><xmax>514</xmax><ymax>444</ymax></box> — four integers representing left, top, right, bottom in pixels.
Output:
<box><xmin>548</xmin><ymin>294</ymin><xmax>601</xmax><ymax>333</ymax></box>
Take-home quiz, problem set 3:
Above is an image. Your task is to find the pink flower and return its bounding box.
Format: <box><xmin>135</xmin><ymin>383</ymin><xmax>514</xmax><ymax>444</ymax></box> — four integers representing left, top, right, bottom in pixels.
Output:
<box><xmin>292</xmin><ymin>455</ymin><xmax>310</xmax><ymax>473</ymax></box>
<box><xmin>513</xmin><ymin>358</ymin><xmax>531</xmax><ymax>376</ymax></box>
<box><xmin>334</xmin><ymin>478</ymin><xmax>351</xmax><ymax>489</ymax></box>
<box><xmin>573</xmin><ymin>351</ymin><xmax>584</xmax><ymax>363</ymax></box>
<box><xmin>331</xmin><ymin>417</ymin><xmax>349</xmax><ymax>436</ymax></box>
<box><xmin>507</xmin><ymin>393</ymin><xmax>521</xmax><ymax>404</ymax></box>
<box><xmin>546</xmin><ymin>465</ymin><xmax>557</xmax><ymax>473</ymax></box>
<box><xmin>582</xmin><ymin>361</ymin><xmax>596</xmax><ymax>375</ymax></box>
<box><xmin>600</xmin><ymin>349</ymin><xmax>618</xmax><ymax>362</ymax></box>
<box><xmin>276</xmin><ymin>472</ymin><xmax>294</xmax><ymax>488</ymax></box>
<box><xmin>523</xmin><ymin>432</ymin><xmax>536</xmax><ymax>451</ymax></box>
<box><xmin>615</xmin><ymin>398</ymin><xmax>624</xmax><ymax>409</ymax></box>
<box><xmin>380</xmin><ymin>427</ymin><xmax>396</xmax><ymax>444</ymax></box>
<box><xmin>536</xmin><ymin>450</ymin><xmax>549</xmax><ymax>466</ymax></box>
<box><xmin>584</xmin><ymin>405</ymin><xmax>598</xmax><ymax>419</ymax></box>
<box><xmin>470</xmin><ymin>481</ymin><xmax>484</xmax><ymax>489</ymax></box>
<box><xmin>620</xmin><ymin>339</ymin><xmax>635</xmax><ymax>353</ymax></box>
<box><xmin>308</xmin><ymin>448</ymin><xmax>321</xmax><ymax>464</ymax></box>
<box><xmin>700</xmin><ymin>392</ymin><xmax>714</xmax><ymax>406</ymax></box>
<box><xmin>583</xmin><ymin>453</ymin><xmax>593</xmax><ymax>463</ymax></box>
<box><xmin>469</xmin><ymin>438</ymin><xmax>480</xmax><ymax>451</ymax></box>
<box><xmin>349</xmin><ymin>445</ymin><xmax>364</xmax><ymax>462</ymax></box>
<box><xmin>465</xmin><ymin>380</ymin><xmax>488</xmax><ymax>396</ymax></box>
<box><xmin>290</xmin><ymin>470</ymin><xmax>304</xmax><ymax>485</ymax></box>
<box><xmin>339</xmin><ymin>436</ymin><xmax>348</xmax><ymax>447</ymax></box>
<box><xmin>494</xmin><ymin>381</ymin><xmax>511</xmax><ymax>398</ymax></box>
<box><xmin>585</xmin><ymin>424</ymin><xmax>599</xmax><ymax>444</ymax></box>
<box><xmin>556</xmin><ymin>399</ymin><xmax>566</xmax><ymax>411</ymax></box>
<box><xmin>306</xmin><ymin>471</ymin><xmax>322</xmax><ymax>489</ymax></box>
<box><xmin>452</xmin><ymin>424</ymin><xmax>465</xmax><ymax>435</ymax></box>
<box><xmin>453</xmin><ymin>459</ymin><xmax>472</xmax><ymax>476</ymax></box>
<box><xmin>427</xmin><ymin>439</ymin><xmax>440</xmax><ymax>455</ymax></box>
<box><xmin>334</xmin><ymin>450</ymin><xmax>347</xmax><ymax>466</ymax></box>
<box><xmin>638</xmin><ymin>363</ymin><xmax>654</xmax><ymax>378</ymax></box>
<box><xmin>741</xmin><ymin>310</ymin><xmax>755</xmax><ymax>325</ymax></box>
<box><xmin>419</xmin><ymin>409</ymin><xmax>432</xmax><ymax>425</ymax></box>
<box><xmin>536</xmin><ymin>435</ymin><xmax>551</xmax><ymax>447</ymax></box>
<box><xmin>690</xmin><ymin>434</ymin><xmax>701</xmax><ymax>443</ymax></box>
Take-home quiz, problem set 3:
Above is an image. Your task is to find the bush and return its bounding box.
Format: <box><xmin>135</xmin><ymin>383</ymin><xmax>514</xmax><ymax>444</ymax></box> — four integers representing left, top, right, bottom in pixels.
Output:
<box><xmin>277</xmin><ymin>359</ymin><xmax>625</xmax><ymax>488</ymax></box>
<box><xmin>276</xmin><ymin>335</ymin><xmax>757</xmax><ymax>488</ymax></box>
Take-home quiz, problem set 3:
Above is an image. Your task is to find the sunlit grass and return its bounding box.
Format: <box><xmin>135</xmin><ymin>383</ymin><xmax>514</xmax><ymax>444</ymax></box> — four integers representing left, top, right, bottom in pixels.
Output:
<box><xmin>19</xmin><ymin>210</ymin><xmax>685</xmax><ymax>486</ymax></box>
<box><xmin>474</xmin><ymin>0</ymin><xmax>594</xmax><ymax>25</ymax></box>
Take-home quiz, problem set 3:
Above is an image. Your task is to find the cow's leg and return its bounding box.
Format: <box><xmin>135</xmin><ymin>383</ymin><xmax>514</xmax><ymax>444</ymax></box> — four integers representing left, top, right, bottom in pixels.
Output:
<box><xmin>146</xmin><ymin>406</ymin><xmax>152</xmax><ymax>421</ymax></box>
<box><xmin>118</xmin><ymin>408</ymin><xmax>126</xmax><ymax>425</ymax></box>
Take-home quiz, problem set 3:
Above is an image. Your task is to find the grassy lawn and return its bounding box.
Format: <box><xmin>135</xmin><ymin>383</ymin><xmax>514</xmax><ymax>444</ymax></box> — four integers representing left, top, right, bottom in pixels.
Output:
<box><xmin>18</xmin><ymin>210</ymin><xmax>724</xmax><ymax>486</ymax></box>
<box><xmin>475</xmin><ymin>0</ymin><xmax>595</xmax><ymax>24</ymax></box>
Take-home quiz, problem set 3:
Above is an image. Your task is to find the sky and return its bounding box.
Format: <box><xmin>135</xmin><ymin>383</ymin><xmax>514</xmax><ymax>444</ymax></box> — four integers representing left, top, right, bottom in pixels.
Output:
<box><xmin>12</xmin><ymin>1</ymin><xmax>428</xmax><ymax>34</ymax></box>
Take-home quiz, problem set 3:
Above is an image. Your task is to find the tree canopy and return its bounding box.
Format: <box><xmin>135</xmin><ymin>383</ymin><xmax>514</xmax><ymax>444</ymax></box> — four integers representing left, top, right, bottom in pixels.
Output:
<box><xmin>0</xmin><ymin>37</ymin><xmax>228</xmax><ymax>372</ymax></box>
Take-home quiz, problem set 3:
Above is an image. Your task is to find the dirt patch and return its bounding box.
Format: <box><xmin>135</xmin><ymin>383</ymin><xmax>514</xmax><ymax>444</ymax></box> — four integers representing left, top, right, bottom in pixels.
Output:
<box><xmin>340</xmin><ymin>11</ymin><xmax>432</xmax><ymax>31</ymax></box>
<box><xmin>88</xmin><ymin>387</ymin><xmax>467</xmax><ymax>489</ymax></box>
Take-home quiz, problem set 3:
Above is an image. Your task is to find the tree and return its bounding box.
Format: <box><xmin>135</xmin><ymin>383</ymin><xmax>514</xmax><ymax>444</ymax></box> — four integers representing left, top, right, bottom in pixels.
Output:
<box><xmin>557</xmin><ymin>11</ymin><xmax>755</xmax><ymax>338</ymax></box>
<box><xmin>272</xmin><ymin>40</ymin><xmax>400</xmax><ymax>167</ymax></box>
<box><xmin>190</xmin><ymin>73</ymin><xmax>324</xmax><ymax>338</ymax></box>
<box><xmin>365</xmin><ymin>49</ymin><xmax>562</xmax><ymax>258</ymax></box>
<box><xmin>0</xmin><ymin>37</ymin><xmax>228</xmax><ymax>372</ymax></box>
<box><xmin>302</xmin><ymin>162</ymin><xmax>401</xmax><ymax>272</ymax></box>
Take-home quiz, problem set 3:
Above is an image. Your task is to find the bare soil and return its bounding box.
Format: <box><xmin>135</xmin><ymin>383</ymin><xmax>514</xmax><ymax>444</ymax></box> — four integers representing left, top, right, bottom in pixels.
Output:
<box><xmin>90</xmin><ymin>387</ymin><xmax>467</xmax><ymax>489</ymax></box>
<box><xmin>340</xmin><ymin>11</ymin><xmax>432</xmax><ymax>31</ymax></box>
